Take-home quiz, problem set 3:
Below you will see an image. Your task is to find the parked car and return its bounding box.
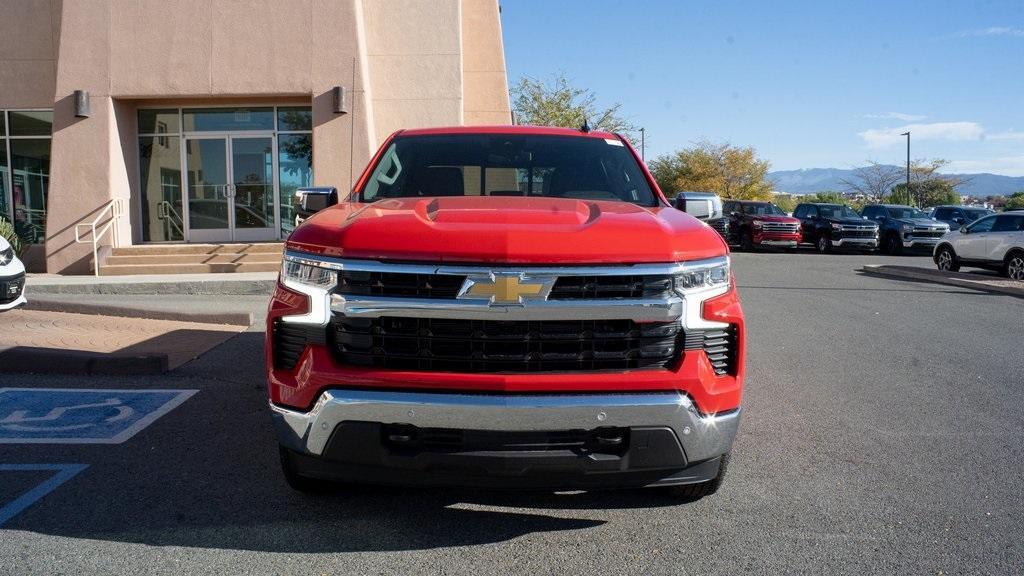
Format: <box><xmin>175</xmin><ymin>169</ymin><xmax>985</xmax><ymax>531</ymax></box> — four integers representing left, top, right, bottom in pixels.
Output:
<box><xmin>793</xmin><ymin>202</ymin><xmax>879</xmax><ymax>252</ymax></box>
<box><xmin>861</xmin><ymin>204</ymin><xmax>950</xmax><ymax>255</ymax></box>
<box><xmin>933</xmin><ymin>212</ymin><xmax>1024</xmax><ymax>279</ymax></box>
<box><xmin>722</xmin><ymin>200</ymin><xmax>801</xmax><ymax>250</ymax></box>
<box><xmin>673</xmin><ymin>191</ymin><xmax>729</xmax><ymax>240</ymax></box>
<box><xmin>267</xmin><ymin>126</ymin><xmax>745</xmax><ymax>499</ymax></box>
<box><xmin>0</xmin><ymin>235</ymin><xmax>27</xmax><ymax>311</ymax></box>
<box><xmin>930</xmin><ymin>205</ymin><xmax>995</xmax><ymax>229</ymax></box>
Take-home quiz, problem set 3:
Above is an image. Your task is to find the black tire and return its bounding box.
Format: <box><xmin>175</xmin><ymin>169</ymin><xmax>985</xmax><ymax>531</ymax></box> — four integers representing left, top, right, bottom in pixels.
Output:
<box><xmin>884</xmin><ymin>233</ymin><xmax>903</xmax><ymax>255</ymax></box>
<box><xmin>935</xmin><ymin>245</ymin><xmax>960</xmax><ymax>272</ymax></box>
<box><xmin>279</xmin><ymin>445</ymin><xmax>337</xmax><ymax>493</ymax></box>
<box><xmin>815</xmin><ymin>234</ymin><xmax>831</xmax><ymax>253</ymax></box>
<box><xmin>740</xmin><ymin>229</ymin><xmax>755</xmax><ymax>251</ymax></box>
<box><xmin>659</xmin><ymin>453</ymin><xmax>730</xmax><ymax>501</ymax></box>
<box><xmin>1004</xmin><ymin>250</ymin><xmax>1024</xmax><ymax>280</ymax></box>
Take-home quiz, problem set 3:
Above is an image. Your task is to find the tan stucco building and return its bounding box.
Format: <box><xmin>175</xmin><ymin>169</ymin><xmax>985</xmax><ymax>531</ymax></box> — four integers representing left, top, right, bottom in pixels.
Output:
<box><xmin>0</xmin><ymin>0</ymin><xmax>510</xmax><ymax>273</ymax></box>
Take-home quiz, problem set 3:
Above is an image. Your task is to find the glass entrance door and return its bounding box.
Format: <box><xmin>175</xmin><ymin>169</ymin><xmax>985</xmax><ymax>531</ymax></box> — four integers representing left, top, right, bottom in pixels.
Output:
<box><xmin>184</xmin><ymin>135</ymin><xmax>277</xmax><ymax>243</ymax></box>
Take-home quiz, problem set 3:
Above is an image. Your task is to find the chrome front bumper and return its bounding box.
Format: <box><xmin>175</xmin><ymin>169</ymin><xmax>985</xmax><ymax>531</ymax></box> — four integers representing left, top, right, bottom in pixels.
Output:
<box><xmin>758</xmin><ymin>239</ymin><xmax>798</xmax><ymax>247</ymax></box>
<box><xmin>832</xmin><ymin>238</ymin><xmax>879</xmax><ymax>248</ymax></box>
<box><xmin>271</xmin><ymin>390</ymin><xmax>740</xmax><ymax>465</ymax></box>
<box><xmin>903</xmin><ymin>238</ymin><xmax>942</xmax><ymax>248</ymax></box>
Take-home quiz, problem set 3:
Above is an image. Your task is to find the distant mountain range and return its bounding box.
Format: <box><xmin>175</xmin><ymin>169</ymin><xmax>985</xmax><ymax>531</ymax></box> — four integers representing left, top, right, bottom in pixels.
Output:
<box><xmin>768</xmin><ymin>166</ymin><xmax>1024</xmax><ymax>197</ymax></box>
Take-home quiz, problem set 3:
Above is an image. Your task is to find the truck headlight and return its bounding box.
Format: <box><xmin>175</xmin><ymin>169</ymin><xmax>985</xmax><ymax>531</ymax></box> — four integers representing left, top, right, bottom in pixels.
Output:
<box><xmin>901</xmin><ymin>224</ymin><xmax>913</xmax><ymax>233</ymax></box>
<box><xmin>673</xmin><ymin>258</ymin><xmax>730</xmax><ymax>292</ymax></box>
<box><xmin>752</xmin><ymin>220</ymin><xmax>763</xmax><ymax>228</ymax></box>
<box><xmin>0</xmin><ymin>246</ymin><xmax>13</xmax><ymax>267</ymax></box>
<box><xmin>831</xmin><ymin>223</ymin><xmax>843</xmax><ymax>230</ymax></box>
<box><xmin>282</xmin><ymin>259</ymin><xmax>335</xmax><ymax>289</ymax></box>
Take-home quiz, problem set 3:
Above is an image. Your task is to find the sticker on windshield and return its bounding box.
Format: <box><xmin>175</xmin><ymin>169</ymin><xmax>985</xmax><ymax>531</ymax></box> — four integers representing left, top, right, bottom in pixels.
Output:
<box><xmin>604</xmin><ymin>139</ymin><xmax>624</xmax><ymax>146</ymax></box>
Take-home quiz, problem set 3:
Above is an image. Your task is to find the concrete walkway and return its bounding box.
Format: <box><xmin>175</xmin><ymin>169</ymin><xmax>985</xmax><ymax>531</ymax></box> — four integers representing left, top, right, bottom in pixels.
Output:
<box><xmin>861</xmin><ymin>264</ymin><xmax>1024</xmax><ymax>298</ymax></box>
<box><xmin>26</xmin><ymin>271</ymin><xmax>277</xmax><ymax>295</ymax></box>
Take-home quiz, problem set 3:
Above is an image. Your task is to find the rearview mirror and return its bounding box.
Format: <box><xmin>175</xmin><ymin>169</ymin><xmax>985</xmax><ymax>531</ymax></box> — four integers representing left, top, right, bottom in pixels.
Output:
<box><xmin>294</xmin><ymin>187</ymin><xmax>338</xmax><ymax>225</ymax></box>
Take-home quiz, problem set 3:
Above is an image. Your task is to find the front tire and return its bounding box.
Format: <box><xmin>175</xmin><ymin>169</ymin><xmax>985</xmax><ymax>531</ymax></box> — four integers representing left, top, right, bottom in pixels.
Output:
<box><xmin>659</xmin><ymin>453</ymin><xmax>730</xmax><ymax>501</ymax></box>
<box><xmin>740</xmin><ymin>230</ymin><xmax>755</xmax><ymax>251</ymax></box>
<box><xmin>1004</xmin><ymin>250</ymin><xmax>1024</xmax><ymax>280</ymax></box>
<box><xmin>935</xmin><ymin>245</ymin><xmax>960</xmax><ymax>272</ymax></box>
<box><xmin>815</xmin><ymin>234</ymin><xmax>831</xmax><ymax>253</ymax></box>
<box><xmin>884</xmin><ymin>233</ymin><xmax>903</xmax><ymax>255</ymax></box>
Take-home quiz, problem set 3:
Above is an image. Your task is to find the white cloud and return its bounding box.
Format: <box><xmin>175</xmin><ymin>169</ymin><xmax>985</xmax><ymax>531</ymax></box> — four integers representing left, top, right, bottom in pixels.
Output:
<box><xmin>947</xmin><ymin>155</ymin><xmax>1024</xmax><ymax>177</ymax></box>
<box><xmin>863</xmin><ymin>112</ymin><xmax>927</xmax><ymax>122</ymax></box>
<box><xmin>988</xmin><ymin>130</ymin><xmax>1024</xmax><ymax>141</ymax></box>
<box><xmin>956</xmin><ymin>27</ymin><xmax>1024</xmax><ymax>38</ymax></box>
<box><xmin>858</xmin><ymin>122</ymin><xmax>985</xmax><ymax>148</ymax></box>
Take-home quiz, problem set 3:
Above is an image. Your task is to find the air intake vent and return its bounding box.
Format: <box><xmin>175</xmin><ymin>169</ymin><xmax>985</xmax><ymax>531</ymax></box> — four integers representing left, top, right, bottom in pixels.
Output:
<box><xmin>682</xmin><ymin>326</ymin><xmax>737</xmax><ymax>376</ymax></box>
<box><xmin>272</xmin><ymin>320</ymin><xmax>327</xmax><ymax>370</ymax></box>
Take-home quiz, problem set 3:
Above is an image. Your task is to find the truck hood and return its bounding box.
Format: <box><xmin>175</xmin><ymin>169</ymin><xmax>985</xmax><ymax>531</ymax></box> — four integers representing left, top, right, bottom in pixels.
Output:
<box><xmin>825</xmin><ymin>217</ymin><xmax>877</xmax><ymax>227</ymax></box>
<box><xmin>892</xmin><ymin>217</ymin><xmax>947</xmax><ymax>229</ymax></box>
<box><xmin>287</xmin><ymin>196</ymin><xmax>728</xmax><ymax>264</ymax></box>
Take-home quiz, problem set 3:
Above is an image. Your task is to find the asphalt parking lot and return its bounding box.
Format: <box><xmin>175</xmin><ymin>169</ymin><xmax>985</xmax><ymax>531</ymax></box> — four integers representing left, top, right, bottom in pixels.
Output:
<box><xmin>1</xmin><ymin>252</ymin><xmax>1022</xmax><ymax>575</ymax></box>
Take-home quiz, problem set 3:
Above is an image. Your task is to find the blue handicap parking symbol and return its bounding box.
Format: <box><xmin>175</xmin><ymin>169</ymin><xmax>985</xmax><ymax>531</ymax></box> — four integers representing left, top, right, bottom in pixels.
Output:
<box><xmin>0</xmin><ymin>388</ymin><xmax>197</xmax><ymax>444</ymax></box>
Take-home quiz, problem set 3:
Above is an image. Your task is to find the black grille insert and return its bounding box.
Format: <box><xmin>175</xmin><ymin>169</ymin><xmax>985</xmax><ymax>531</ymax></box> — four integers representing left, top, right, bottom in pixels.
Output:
<box><xmin>332</xmin><ymin>316</ymin><xmax>682</xmax><ymax>372</ymax></box>
<box><xmin>338</xmin><ymin>271</ymin><xmax>466</xmax><ymax>299</ymax></box>
<box><xmin>549</xmin><ymin>275</ymin><xmax>673</xmax><ymax>299</ymax></box>
<box><xmin>382</xmin><ymin>424</ymin><xmax>629</xmax><ymax>455</ymax></box>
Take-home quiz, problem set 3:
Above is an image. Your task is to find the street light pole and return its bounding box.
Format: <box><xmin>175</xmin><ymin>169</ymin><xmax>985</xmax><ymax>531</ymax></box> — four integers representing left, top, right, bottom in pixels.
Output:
<box><xmin>901</xmin><ymin>131</ymin><xmax>911</xmax><ymax>203</ymax></box>
<box><xmin>639</xmin><ymin>127</ymin><xmax>646</xmax><ymax>162</ymax></box>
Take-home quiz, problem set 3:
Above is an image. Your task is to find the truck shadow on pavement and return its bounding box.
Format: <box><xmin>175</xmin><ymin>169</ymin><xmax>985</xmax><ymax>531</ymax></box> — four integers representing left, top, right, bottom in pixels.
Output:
<box><xmin>4</xmin><ymin>332</ymin><xmax>689</xmax><ymax>553</ymax></box>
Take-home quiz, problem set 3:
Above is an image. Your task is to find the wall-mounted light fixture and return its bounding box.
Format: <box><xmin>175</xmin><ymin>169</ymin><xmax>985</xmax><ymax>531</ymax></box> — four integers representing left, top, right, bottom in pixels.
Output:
<box><xmin>332</xmin><ymin>86</ymin><xmax>348</xmax><ymax>115</ymax></box>
<box><xmin>73</xmin><ymin>90</ymin><xmax>90</xmax><ymax>118</ymax></box>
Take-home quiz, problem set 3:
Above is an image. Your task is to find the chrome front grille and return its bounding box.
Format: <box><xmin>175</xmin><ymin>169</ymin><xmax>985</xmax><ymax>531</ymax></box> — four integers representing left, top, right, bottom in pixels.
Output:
<box><xmin>911</xmin><ymin>228</ymin><xmax>946</xmax><ymax>238</ymax></box>
<box><xmin>838</xmin><ymin>226</ymin><xmax>877</xmax><ymax>239</ymax></box>
<box><xmin>549</xmin><ymin>275</ymin><xmax>673</xmax><ymax>299</ymax></box>
<box><xmin>760</xmin><ymin>222</ymin><xmax>799</xmax><ymax>233</ymax></box>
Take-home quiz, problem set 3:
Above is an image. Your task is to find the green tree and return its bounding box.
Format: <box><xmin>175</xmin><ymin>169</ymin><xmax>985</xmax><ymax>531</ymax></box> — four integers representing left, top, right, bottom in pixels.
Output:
<box><xmin>511</xmin><ymin>74</ymin><xmax>637</xmax><ymax>142</ymax></box>
<box><xmin>649</xmin><ymin>141</ymin><xmax>773</xmax><ymax>200</ymax></box>
<box><xmin>886</xmin><ymin>180</ymin><xmax>960</xmax><ymax>207</ymax></box>
<box><xmin>1006</xmin><ymin>191</ymin><xmax>1024</xmax><ymax>210</ymax></box>
<box><xmin>804</xmin><ymin>191</ymin><xmax>849</xmax><ymax>205</ymax></box>
<box><xmin>773</xmin><ymin>195</ymin><xmax>796</xmax><ymax>214</ymax></box>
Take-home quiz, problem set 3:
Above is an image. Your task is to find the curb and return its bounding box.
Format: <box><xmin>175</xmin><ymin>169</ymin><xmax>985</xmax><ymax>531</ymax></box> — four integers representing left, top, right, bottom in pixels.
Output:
<box><xmin>0</xmin><ymin>348</ymin><xmax>169</xmax><ymax>375</ymax></box>
<box><xmin>861</xmin><ymin>265</ymin><xmax>1024</xmax><ymax>298</ymax></box>
<box><xmin>24</xmin><ymin>300</ymin><xmax>253</xmax><ymax>326</ymax></box>
<box><xmin>26</xmin><ymin>278</ymin><xmax>276</xmax><ymax>296</ymax></box>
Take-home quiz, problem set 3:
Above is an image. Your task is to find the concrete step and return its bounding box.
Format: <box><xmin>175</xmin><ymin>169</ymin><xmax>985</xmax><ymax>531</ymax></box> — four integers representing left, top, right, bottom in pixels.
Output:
<box><xmin>104</xmin><ymin>253</ymin><xmax>283</xmax><ymax>266</ymax></box>
<box><xmin>97</xmin><ymin>262</ymin><xmax>283</xmax><ymax>276</ymax></box>
<box><xmin>112</xmin><ymin>243</ymin><xmax>284</xmax><ymax>256</ymax></box>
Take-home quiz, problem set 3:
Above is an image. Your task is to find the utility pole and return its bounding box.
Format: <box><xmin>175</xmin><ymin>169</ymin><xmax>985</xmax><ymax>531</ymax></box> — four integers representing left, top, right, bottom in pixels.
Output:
<box><xmin>901</xmin><ymin>131</ymin><xmax>911</xmax><ymax>204</ymax></box>
<box><xmin>639</xmin><ymin>127</ymin><xmax>646</xmax><ymax>162</ymax></box>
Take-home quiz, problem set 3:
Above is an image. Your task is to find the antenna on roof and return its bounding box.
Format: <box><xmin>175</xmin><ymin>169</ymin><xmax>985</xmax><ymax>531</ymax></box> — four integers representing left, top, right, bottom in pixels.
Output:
<box><xmin>580</xmin><ymin>118</ymin><xmax>591</xmax><ymax>133</ymax></box>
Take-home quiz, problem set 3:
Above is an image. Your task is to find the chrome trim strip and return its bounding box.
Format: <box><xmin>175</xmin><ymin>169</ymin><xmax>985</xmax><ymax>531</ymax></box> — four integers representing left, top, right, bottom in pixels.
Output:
<box><xmin>270</xmin><ymin>390</ymin><xmax>740</xmax><ymax>463</ymax></box>
<box><xmin>832</xmin><ymin>238</ymin><xmax>879</xmax><ymax>246</ymax></box>
<box><xmin>284</xmin><ymin>250</ymin><xmax>728</xmax><ymax>278</ymax></box>
<box><xmin>331</xmin><ymin>294</ymin><xmax>684</xmax><ymax>321</ymax></box>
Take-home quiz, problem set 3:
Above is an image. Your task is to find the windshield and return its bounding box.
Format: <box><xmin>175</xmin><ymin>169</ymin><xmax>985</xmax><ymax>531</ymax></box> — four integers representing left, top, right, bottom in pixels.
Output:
<box><xmin>817</xmin><ymin>204</ymin><xmax>860</xmax><ymax>219</ymax></box>
<box><xmin>886</xmin><ymin>206</ymin><xmax>932</xmax><ymax>220</ymax></box>
<box><xmin>360</xmin><ymin>134</ymin><xmax>658</xmax><ymax>207</ymax></box>
<box><xmin>964</xmin><ymin>208</ymin><xmax>994</xmax><ymax>221</ymax></box>
<box><xmin>739</xmin><ymin>202</ymin><xmax>786</xmax><ymax>216</ymax></box>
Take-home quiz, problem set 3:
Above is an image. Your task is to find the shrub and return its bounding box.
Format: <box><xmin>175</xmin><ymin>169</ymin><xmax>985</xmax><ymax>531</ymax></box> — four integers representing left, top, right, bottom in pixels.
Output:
<box><xmin>0</xmin><ymin>216</ymin><xmax>24</xmax><ymax>256</ymax></box>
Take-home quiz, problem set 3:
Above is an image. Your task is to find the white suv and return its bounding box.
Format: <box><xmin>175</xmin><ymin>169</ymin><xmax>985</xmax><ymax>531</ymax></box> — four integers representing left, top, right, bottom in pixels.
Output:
<box><xmin>0</xmin><ymin>235</ymin><xmax>27</xmax><ymax>310</ymax></box>
<box><xmin>934</xmin><ymin>212</ymin><xmax>1024</xmax><ymax>280</ymax></box>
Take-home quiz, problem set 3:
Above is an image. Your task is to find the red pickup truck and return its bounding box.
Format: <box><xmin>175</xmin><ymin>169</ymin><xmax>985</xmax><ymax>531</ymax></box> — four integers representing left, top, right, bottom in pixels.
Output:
<box><xmin>266</xmin><ymin>126</ymin><xmax>745</xmax><ymax>499</ymax></box>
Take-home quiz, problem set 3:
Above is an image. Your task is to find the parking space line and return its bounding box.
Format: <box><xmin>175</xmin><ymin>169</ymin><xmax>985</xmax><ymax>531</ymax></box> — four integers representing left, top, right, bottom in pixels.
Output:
<box><xmin>0</xmin><ymin>388</ymin><xmax>198</xmax><ymax>444</ymax></box>
<box><xmin>0</xmin><ymin>464</ymin><xmax>88</xmax><ymax>526</ymax></box>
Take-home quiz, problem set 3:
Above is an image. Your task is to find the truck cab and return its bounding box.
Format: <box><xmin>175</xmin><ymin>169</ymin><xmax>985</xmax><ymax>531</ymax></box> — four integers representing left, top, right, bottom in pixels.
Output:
<box><xmin>267</xmin><ymin>126</ymin><xmax>745</xmax><ymax>498</ymax></box>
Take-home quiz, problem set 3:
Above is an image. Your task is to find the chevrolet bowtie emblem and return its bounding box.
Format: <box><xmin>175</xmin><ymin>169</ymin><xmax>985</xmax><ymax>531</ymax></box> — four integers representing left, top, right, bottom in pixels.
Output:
<box><xmin>460</xmin><ymin>274</ymin><xmax>552</xmax><ymax>304</ymax></box>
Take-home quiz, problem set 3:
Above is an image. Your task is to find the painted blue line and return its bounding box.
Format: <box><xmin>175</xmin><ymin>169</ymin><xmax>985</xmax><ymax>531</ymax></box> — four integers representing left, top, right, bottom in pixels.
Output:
<box><xmin>0</xmin><ymin>464</ymin><xmax>89</xmax><ymax>526</ymax></box>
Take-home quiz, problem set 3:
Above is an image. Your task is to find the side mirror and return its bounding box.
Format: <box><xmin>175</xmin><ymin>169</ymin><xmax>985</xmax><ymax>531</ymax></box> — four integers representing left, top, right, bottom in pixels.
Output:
<box><xmin>862</xmin><ymin>216</ymin><xmax>868</xmax><ymax>220</ymax></box>
<box><xmin>294</xmin><ymin>187</ymin><xmax>338</xmax><ymax>224</ymax></box>
<box><xmin>953</xmin><ymin>217</ymin><xmax>964</xmax><ymax>224</ymax></box>
<box><xmin>960</xmin><ymin>226</ymin><xmax>969</xmax><ymax>234</ymax></box>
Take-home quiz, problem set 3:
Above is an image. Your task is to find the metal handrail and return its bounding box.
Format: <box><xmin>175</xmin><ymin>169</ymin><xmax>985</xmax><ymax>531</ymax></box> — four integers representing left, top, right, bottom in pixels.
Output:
<box><xmin>74</xmin><ymin>199</ymin><xmax>126</xmax><ymax>276</ymax></box>
<box><xmin>157</xmin><ymin>200</ymin><xmax>184</xmax><ymax>239</ymax></box>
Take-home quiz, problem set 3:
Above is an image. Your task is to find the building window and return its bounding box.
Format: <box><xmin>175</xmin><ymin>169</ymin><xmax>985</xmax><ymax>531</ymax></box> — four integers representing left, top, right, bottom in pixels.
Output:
<box><xmin>2</xmin><ymin>110</ymin><xmax>53</xmax><ymax>244</ymax></box>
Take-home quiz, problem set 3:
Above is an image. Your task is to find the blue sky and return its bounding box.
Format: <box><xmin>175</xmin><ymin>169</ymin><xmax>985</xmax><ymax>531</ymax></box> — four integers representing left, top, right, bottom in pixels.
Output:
<box><xmin>500</xmin><ymin>0</ymin><xmax>1024</xmax><ymax>175</ymax></box>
